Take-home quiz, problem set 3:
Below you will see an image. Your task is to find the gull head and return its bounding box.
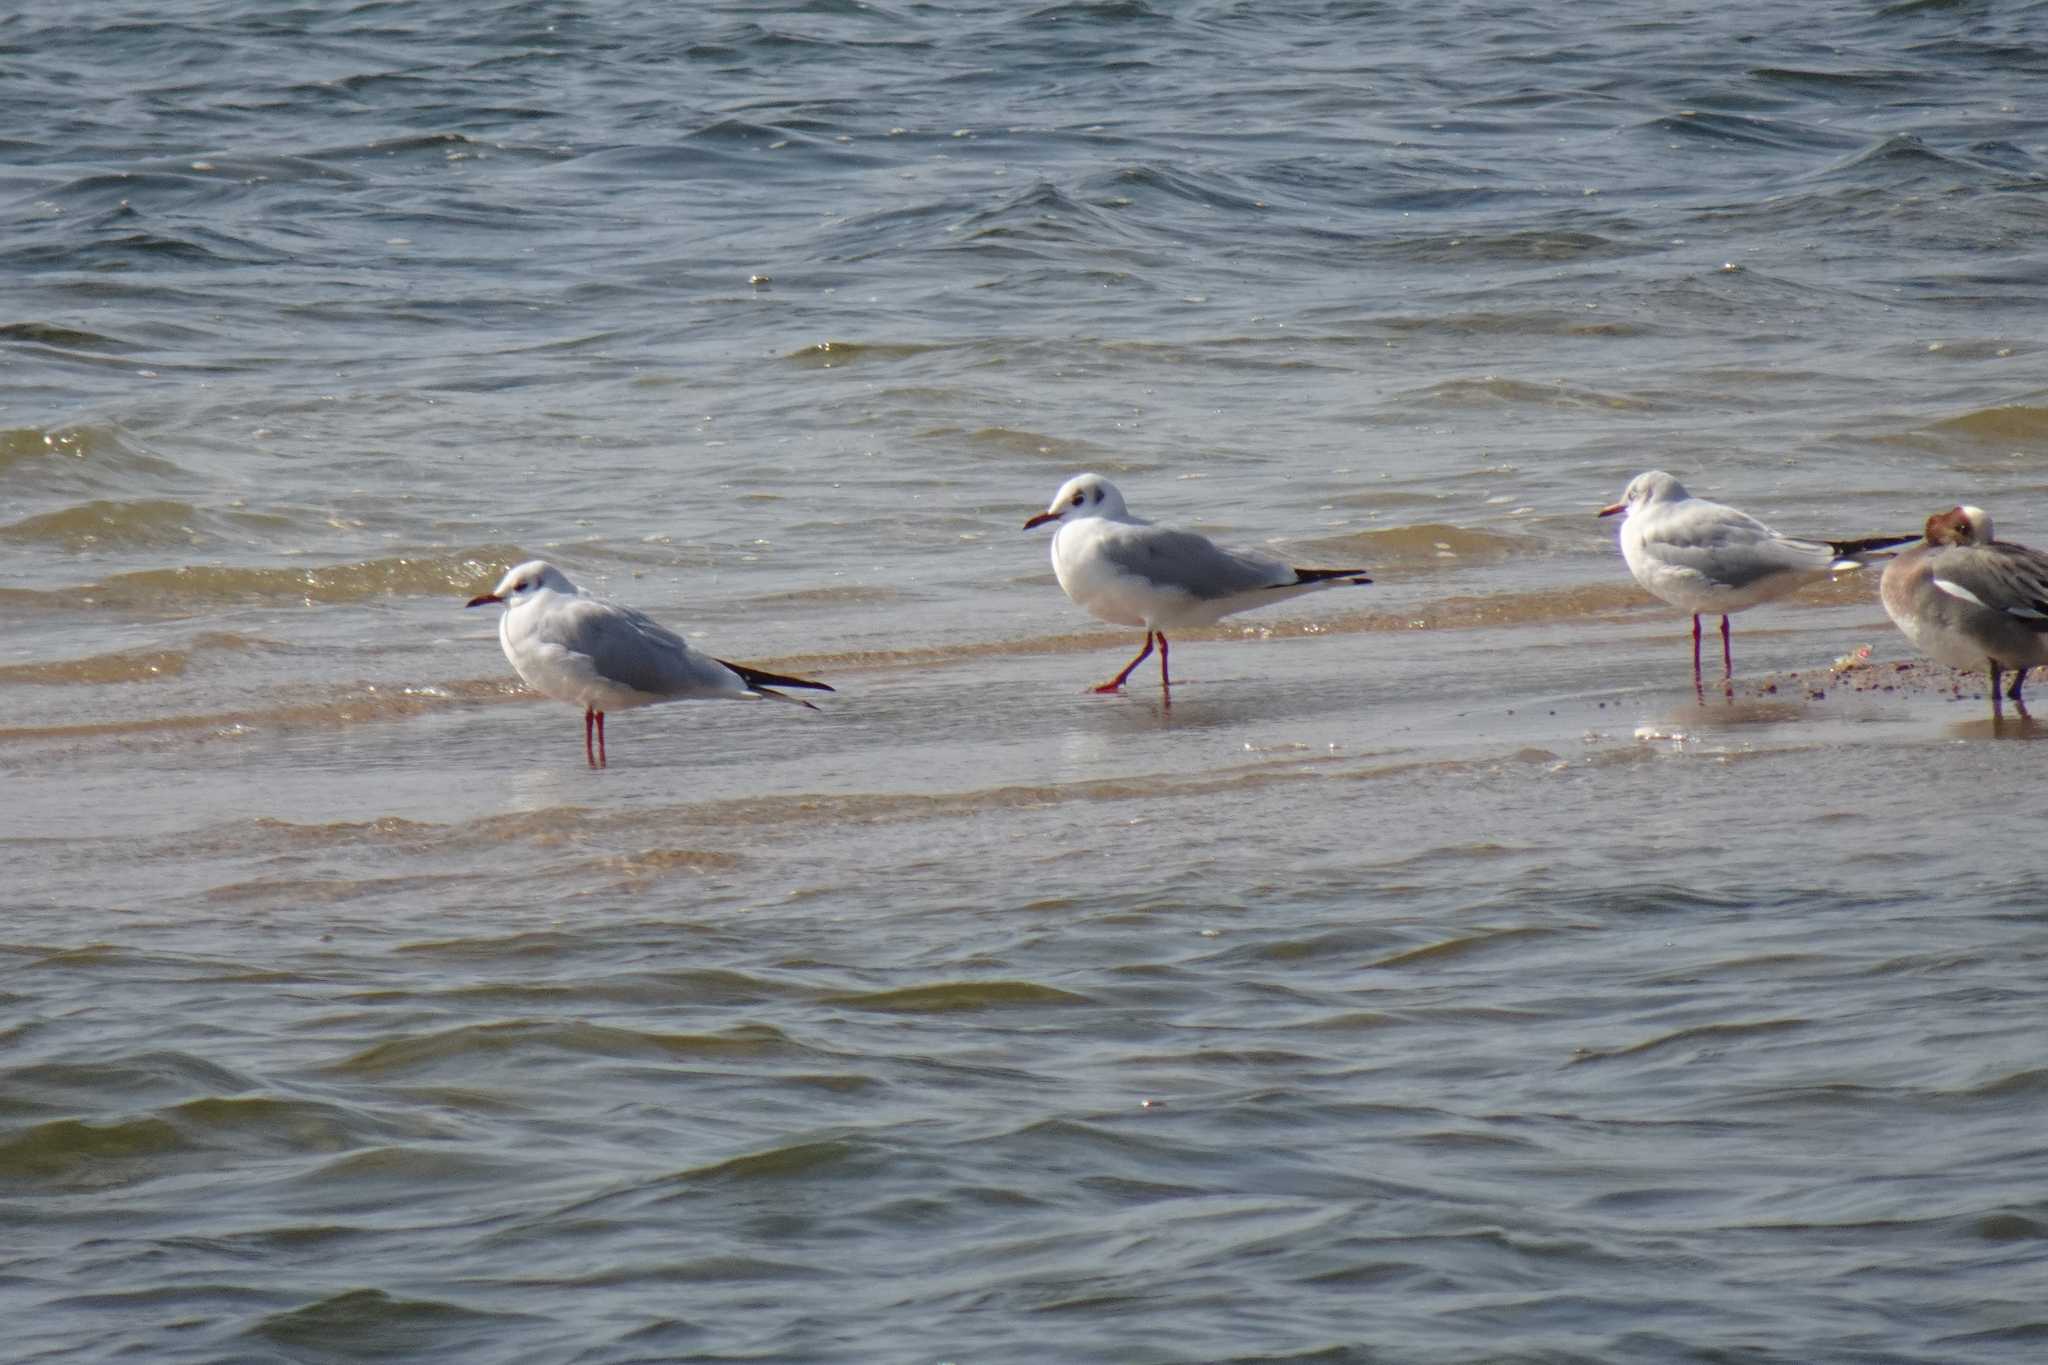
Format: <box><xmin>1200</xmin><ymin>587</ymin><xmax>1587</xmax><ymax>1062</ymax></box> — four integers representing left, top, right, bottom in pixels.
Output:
<box><xmin>466</xmin><ymin>559</ymin><xmax>577</xmax><ymax>609</ymax></box>
<box><xmin>1024</xmin><ymin>473</ymin><xmax>1128</xmax><ymax>530</ymax></box>
<box><xmin>1598</xmin><ymin>469</ymin><xmax>1688</xmax><ymax>519</ymax></box>
<box><xmin>1926</xmin><ymin>505</ymin><xmax>1992</xmax><ymax>548</ymax></box>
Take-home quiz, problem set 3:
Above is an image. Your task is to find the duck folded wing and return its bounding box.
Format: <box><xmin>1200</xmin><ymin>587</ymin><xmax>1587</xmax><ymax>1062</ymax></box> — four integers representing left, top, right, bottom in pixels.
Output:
<box><xmin>1933</xmin><ymin>545</ymin><xmax>2048</xmax><ymax>627</ymax></box>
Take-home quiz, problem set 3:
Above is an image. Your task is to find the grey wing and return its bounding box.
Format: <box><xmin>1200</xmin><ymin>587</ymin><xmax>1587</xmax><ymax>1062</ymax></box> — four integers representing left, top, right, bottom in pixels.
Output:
<box><xmin>1659</xmin><ymin>507</ymin><xmax>1835</xmax><ymax>588</ymax></box>
<box><xmin>1095</xmin><ymin>525</ymin><xmax>1291</xmax><ymax>600</ymax></box>
<box><xmin>1934</xmin><ymin>545</ymin><xmax>2048</xmax><ymax>630</ymax></box>
<box><xmin>555</xmin><ymin>599</ymin><xmax>736</xmax><ymax>695</ymax></box>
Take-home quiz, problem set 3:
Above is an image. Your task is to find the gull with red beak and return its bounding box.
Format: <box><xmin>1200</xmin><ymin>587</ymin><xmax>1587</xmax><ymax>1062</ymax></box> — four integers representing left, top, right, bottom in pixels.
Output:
<box><xmin>1024</xmin><ymin>473</ymin><xmax>1371</xmax><ymax>695</ymax></box>
<box><xmin>465</xmin><ymin>559</ymin><xmax>831</xmax><ymax>767</ymax></box>
<box><xmin>1880</xmin><ymin>505</ymin><xmax>2048</xmax><ymax>719</ymax></box>
<box><xmin>1598</xmin><ymin>470</ymin><xmax>1915</xmax><ymax>693</ymax></box>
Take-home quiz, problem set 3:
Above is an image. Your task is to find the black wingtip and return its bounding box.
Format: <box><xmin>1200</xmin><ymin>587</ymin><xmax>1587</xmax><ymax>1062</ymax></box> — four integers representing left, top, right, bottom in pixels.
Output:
<box><xmin>717</xmin><ymin>659</ymin><xmax>836</xmax><ymax>693</ymax></box>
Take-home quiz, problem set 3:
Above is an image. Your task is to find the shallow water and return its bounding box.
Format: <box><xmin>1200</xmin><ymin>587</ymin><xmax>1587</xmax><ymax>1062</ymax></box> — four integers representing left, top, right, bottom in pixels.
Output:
<box><xmin>7</xmin><ymin>2</ymin><xmax>2048</xmax><ymax>1361</ymax></box>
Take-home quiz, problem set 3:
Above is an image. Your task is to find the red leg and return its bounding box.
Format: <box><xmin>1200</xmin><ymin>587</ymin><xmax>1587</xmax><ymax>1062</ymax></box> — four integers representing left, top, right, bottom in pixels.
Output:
<box><xmin>1691</xmin><ymin>614</ymin><xmax>1704</xmax><ymax>697</ymax></box>
<box><xmin>2010</xmin><ymin>666</ymin><xmax>2032</xmax><ymax>719</ymax></box>
<box><xmin>1720</xmin><ymin>615</ymin><xmax>1733</xmax><ymax>683</ymax></box>
<box><xmin>1093</xmin><ymin>633</ymin><xmax>1155</xmax><ymax>693</ymax></box>
<box><xmin>584</xmin><ymin>708</ymin><xmax>597</xmax><ymax>766</ymax></box>
<box><xmin>1158</xmin><ymin>632</ymin><xmax>1171</xmax><ymax>690</ymax></box>
<box><xmin>595</xmin><ymin>711</ymin><xmax>607</xmax><ymax>767</ymax></box>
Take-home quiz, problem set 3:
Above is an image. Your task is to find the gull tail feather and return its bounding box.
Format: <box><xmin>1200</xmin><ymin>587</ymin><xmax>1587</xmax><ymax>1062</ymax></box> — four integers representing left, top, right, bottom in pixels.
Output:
<box><xmin>1825</xmin><ymin>532</ymin><xmax>1921</xmax><ymax>570</ymax></box>
<box><xmin>1284</xmin><ymin>567</ymin><xmax>1372</xmax><ymax>588</ymax></box>
<box><xmin>718</xmin><ymin>659</ymin><xmax>834</xmax><ymax>710</ymax></box>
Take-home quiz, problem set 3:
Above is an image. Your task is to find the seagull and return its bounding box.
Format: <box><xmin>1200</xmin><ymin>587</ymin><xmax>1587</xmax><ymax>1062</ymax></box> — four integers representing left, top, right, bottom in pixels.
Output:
<box><xmin>1023</xmin><ymin>473</ymin><xmax>1371</xmax><ymax>694</ymax></box>
<box><xmin>1598</xmin><ymin>470</ymin><xmax>1916</xmax><ymax>692</ymax></box>
<box><xmin>465</xmin><ymin>560</ymin><xmax>832</xmax><ymax>767</ymax></box>
<box><xmin>1880</xmin><ymin>505</ymin><xmax>2048</xmax><ymax>719</ymax></box>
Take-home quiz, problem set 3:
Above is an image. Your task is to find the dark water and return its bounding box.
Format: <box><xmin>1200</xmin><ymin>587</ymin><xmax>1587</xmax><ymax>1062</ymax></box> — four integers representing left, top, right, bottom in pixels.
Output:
<box><xmin>7</xmin><ymin>2</ymin><xmax>2048</xmax><ymax>1361</ymax></box>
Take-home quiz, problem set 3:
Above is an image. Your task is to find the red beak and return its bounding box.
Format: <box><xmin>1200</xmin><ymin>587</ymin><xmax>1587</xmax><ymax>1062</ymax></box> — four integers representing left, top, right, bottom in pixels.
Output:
<box><xmin>465</xmin><ymin>592</ymin><xmax>503</xmax><ymax>608</ymax></box>
<box><xmin>1596</xmin><ymin>502</ymin><xmax>1625</xmax><ymax>518</ymax></box>
<box><xmin>1023</xmin><ymin>510</ymin><xmax>1060</xmax><ymax>530</ymax></box>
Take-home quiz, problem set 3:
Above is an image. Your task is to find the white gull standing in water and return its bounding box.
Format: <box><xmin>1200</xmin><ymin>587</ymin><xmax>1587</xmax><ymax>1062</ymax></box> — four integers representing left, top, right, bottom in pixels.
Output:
<box><xmin>1598</xmin><ymin>470</ymin><xmax>1915</xmax><ymax>692</ymax></box>
<box><xmin>466</xmin><ymin>560</ymin><xmax>831</xmax><ymax>767</ymax></box>
<box><xmin>1023</xmin><ymin>473</ymin><xmax>1371</xmax><ymax>695</ymax></box>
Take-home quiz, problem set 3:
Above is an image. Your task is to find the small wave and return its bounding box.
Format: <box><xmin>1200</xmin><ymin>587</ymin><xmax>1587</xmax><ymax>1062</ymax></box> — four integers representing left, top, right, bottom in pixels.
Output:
<box><xmin>823</xmin><ymin>981</ymin><xmax>1094</xmax><ymax>1013</ymax></box>
<box><xmin>1088</xmin><ymin>163</ymin><xmax>1266</xmax><ymax>214</ymax></box>
<box><xmin>0</xmin><ymin>498</ymin><xmax>207</xmax><ymax>550</ymax></box>
<box><xmin>0</xmin><ymin>422</ymin><xmax>188</xmax><ymax>484</ymax></box>
<box><xmin>246</xmin><ymin>1288</ymin><xmax>537</xmax><ymax>1358</ymax></box>
<box><xmin>1386</xmin><ymin>376</ymin><xmax>1654</xmax><ymax>412</ymax></box>
<box><xmin>1366</xmin><ymin>926</ymin><xmax>1563</xmax><ymax>971</ymax></box>
<box><xmin>19</xmin><ymin>169</ymin><xmax>231</xmax><ymax>214</ymax></box>
<box><xmin>1750</xmin><ymin>65</ymin><xmax>1921</xmax><ymax>92</ymax></box>
<box><xmin>0</xmin><ymin>676</ymin><xmax>513</xmax><ymax>747</ymax></box>
<box><xmin>1570</xmin><ymin>1018</ymin><xmax>1809</xmax><ymax>1065</ymax></box>
<box><xmin>1967</xmin><ymin>1211</ymin><xmax>2048</xmax><ymax>1242</ymax></box>
<box><xmin>1295</xmin><ymin>524</ymin><xmax>1547</xmax><ymax>575</ymax></box>
<box><xmin>741</xmin><ymin>583</ymin><xmax>904</xmax><ymax>609</ymax></box>
<box><xmin>165</xmin><ymin>1094</ymin><xmax>432</xmax><ymax>1150</ymax></box>
<box><xmin>1819</xmin><ymin>131</ymin><xmax>1983</xmax><ymax>179</ymax></box>
<box><xmin>783</xmin><ymin>338</ymin><xmax>945</xmax><ymax>369</ymax></box>
<box><xmin>21</xmin><ymin>226</ymin><xmax>286</xmax><ymax>271</ymax></box>
<box><xmin>550</xmin><ymin>141</ymin><xmax>754</xmax><ymax>179</ymax></box>
<box><xmin>330</xmin><ymin>1019</ymin><xmax>804</xmax><ymax>1078</ymax></box>
<box><xmin>1927</xmin><ymin>404</ymin><xmax>2048</xmax><ymax>443</ymax></box>
<box><xmin>153</xmin><ymin>151</ymin><xmax>368</xmax><ymax>185</ymax></box>
<box><xmin>523</xmin><ymin>1255</ymin><xmax>836</xmax><ymax>1289</ymax></box>
<box><xmin>299</xmin><ymin>127</ymin><xmax>487</xmax><ymax>160</ymax></box>
<box><xmin>683</xmin><ymin>1137</ymin><xmax>869</xmax><ymax>1183</ymax></box>
<box><xmin>685</xmin><ymin>115</ymin><xmax>794</xmax><ymax>146</ymax></box>
<box><xmin>825</xmin><ymin>195</ymin><xmax>972</xmax><ymax>259</ymax></box>
<box><xmin>0</xmin><ymin>321</ymin><xmax>136</xmax><ymax>351</ymax></box>
<box><xmin>0</xmin><ymin>1115</ymin><xmax>188</xmax><ymax>1188</ymax></box>
<box><xmin>177</xmin><ymin>815</ymin><xmax>753</xmax><ymax>881</ymax></box>
<box><xmin>1649</xmin><ymin>109</ymin><xmax>1861</xmax><ymax>153</ymax></box>
<box><xmin>2</xmin><ymin>1050</ymin><xmax>255</xmax><ymax>1112</ymax></box>
<box><xmin>424</xmin><ymin>970</ymin><xmax>781</xmax><ymax>1011</ymax></box>
<box><xmin>0</xmin><ymin>642</ymin><xmax>195</xmax><ymax>685</ymax></box>
<box><xmin>948</xmin><ymin>179</ymin><xmax>1141</xmax><ymax>249</ymax></box>
<box><xmin>1371</xmin><ymin>309</ymin><xmax>1659</xmax><ymax>340</ymax></box>
<box><xmin>1383</xmin><ymin>230</ymin><xmax>1648</xmax><ymax>266</ymax></box>
<box><xmin>203</xmin><ymin>872</ymin><xmax>488</xmax><ymax>907</ymax></box>
<box><xmin>956</xmin><ymin>425</ymin><xmax>1117</xmax><ymax>462</ymax></box>
<box><xmin>41</xmin><ymin>546</ymin><xmax>530</xmax><ymax>610</ymax></box>
<box><xmin>1959</xmin><ymin>1066</ymin><xmax>2048</xmax><ymax>1100</ymax></box>
<box><xmin>1026</xmin><ymin>0</ymin><xmax>1169</xmax><ymax>22</ymax></box>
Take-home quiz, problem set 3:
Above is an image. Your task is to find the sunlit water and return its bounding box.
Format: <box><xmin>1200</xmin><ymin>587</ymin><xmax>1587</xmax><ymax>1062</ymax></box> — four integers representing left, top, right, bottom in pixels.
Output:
<box><xmin>6</xmin><ymin>2</ymin><xmax>2048</xmax><ymax>1360</ymax></box>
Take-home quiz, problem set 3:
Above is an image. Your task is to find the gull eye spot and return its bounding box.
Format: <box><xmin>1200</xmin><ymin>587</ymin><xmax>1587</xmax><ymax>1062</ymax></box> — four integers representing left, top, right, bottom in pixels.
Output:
<box><xmin>1071</xmin><ymin>492</ymin><xmax>1085</xmax><ymax>506</ymax></box>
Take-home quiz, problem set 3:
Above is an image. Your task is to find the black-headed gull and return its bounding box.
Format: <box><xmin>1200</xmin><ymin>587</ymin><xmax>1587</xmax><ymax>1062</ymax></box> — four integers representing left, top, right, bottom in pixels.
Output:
<box><xmin>465</xmin><ymin>560</ymin><xmax>832</xmax><ymax>767</ymax></box>
<box><xmin>1598</xmin><ymin>470</ymin><xmax>1915</xmax><ymax>692</ymax></box>
<box><xmin>1023</xmin><ymin>473</ymin><xmax>1371</xmax><ymax>694</ymax></box>
<box><xmin>1880</xmin><ymin>505</ymin><xmax>2048</xmax><ymax>719</ymax></box>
